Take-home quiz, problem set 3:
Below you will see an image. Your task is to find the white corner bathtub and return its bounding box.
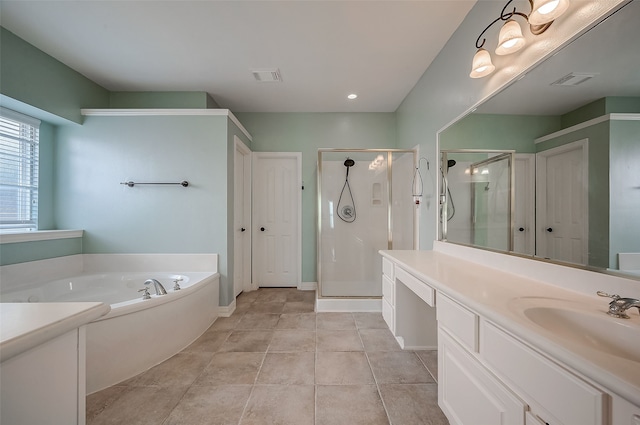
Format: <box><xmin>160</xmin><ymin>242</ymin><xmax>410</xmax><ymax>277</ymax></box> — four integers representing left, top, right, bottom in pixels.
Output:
<box><xmin>0</xmin><ymin>254</ymin><xmax>220</xmax><ymax>394</ymax></box>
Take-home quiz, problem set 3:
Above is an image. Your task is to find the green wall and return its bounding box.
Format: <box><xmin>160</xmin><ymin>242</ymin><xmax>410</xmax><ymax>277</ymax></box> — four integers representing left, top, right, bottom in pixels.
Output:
<box><xmin>0</xmin><ymin>27</ymin><xmax>110</xmax><ymax>123</ymax></box>
<box><xmin>609</xmin><ymin>119</ymin><xmax>640</xmax><ymax>268</ymax></box>
<box><xmin>440</xmin><ymin>113</ymin><xmax>560</xmax><ymax>152</ymax></box>
<box><xmin>109</xmin><ymin>91</ymin><xmax>218</xmax><ymax>109</ymax></box>
<box><xmin>236</xmin><ymin>112</ymin><xmax>397</xmax><ymax>283</ymax></box>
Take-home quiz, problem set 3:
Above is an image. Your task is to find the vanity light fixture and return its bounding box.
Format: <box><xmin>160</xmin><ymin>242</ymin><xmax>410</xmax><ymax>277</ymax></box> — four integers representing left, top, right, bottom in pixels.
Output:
<box><xmin>470</xmin><ymin>0</ymin><xmax>570</xmax><ymax>78</ymax></box>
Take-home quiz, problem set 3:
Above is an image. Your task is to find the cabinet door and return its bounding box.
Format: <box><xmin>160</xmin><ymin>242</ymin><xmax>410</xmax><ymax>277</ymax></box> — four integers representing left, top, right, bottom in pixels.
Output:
<box><xmin>439</xmin><ymin>329</ymin><xmax>526</xmax><ymax>425</ymax></box>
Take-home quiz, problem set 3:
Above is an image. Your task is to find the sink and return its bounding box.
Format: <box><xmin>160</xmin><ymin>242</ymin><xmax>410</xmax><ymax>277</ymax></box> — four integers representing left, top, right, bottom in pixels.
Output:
<box><xmin>521</xmin><ymin>304</ymin><xmax>640</xmax><ymax>363</ymax></box>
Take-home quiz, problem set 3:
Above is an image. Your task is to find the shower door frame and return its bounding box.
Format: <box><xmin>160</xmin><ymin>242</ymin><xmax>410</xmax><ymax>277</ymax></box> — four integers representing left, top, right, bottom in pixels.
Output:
<box><xmin>440</xmin><ymin>149</ymin><xmax>515</xmax><ymax>252</ymax></box>
<box><xmin>317</xmin><ymin>148</ymin><xmax>418</xmax><ymax>299</ymax></box>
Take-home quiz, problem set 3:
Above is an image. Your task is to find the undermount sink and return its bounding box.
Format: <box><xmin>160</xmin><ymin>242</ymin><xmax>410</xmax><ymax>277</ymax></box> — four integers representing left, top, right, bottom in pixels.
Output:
<box><xmin>510</xmin><ymin>297</ymin><xmax>640</xmax><ymax>363</ymax></box>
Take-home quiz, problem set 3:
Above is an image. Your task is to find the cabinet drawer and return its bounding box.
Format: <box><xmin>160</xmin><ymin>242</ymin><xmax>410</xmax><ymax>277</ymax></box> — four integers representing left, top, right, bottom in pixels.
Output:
<box><xmin>395</xmin><ymin>267</ymin><xmax>434</xmax><ymax>307</ymax></box>
<box><xmin>382</xmin><ymin>298</ymin><xmax>395</xmax><ymax>333</ymax></box>
<box><xmin>481</xmin><ymin>321</ymin><xmax>604</xmax><ymax>425</ymax></box>
<box><xmin>382</xmin><ymin>275</ymin><xmax>394</xmax><ymax>306</ymax></box>
<box><xmin>437</xmin><ymin>293</ymin><xmax>478</xmax><ymax>352</ymax></box>
<box><xmin>382</xmin><ymin>257</ymin><xmax>394</xmax><ymax>280</ymax></box>
<box><xmin>439</xmin><ymin>330</ymin><xmax>525</xmax><ymax>425</ymax></box>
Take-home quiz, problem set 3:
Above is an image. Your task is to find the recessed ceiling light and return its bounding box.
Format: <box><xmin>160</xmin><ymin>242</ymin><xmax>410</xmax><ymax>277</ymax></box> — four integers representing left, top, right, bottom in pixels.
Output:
<box><xmin>347</xmin><ymin>94</ymin><xmax>358</xmax><ymax>100</ymax></box>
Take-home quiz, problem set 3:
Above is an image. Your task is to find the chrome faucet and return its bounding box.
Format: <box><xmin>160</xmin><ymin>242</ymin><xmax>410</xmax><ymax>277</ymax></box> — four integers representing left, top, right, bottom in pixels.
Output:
<box><xmin>597</xmin><ymin>291</ymin><xmax>640</xmax><ymax>319</ymax></box>
<box><xmin>144</xmin><ymin>279</ymin><xmax>168</xmax><ymax>296</ymax></box>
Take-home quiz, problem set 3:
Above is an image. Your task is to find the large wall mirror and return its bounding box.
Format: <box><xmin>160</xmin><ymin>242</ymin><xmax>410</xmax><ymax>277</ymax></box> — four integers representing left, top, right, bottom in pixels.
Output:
<box><xmin>439</xmin><ymin>1</ymin><xmax>640</xmax><ymax>278</ymax></box>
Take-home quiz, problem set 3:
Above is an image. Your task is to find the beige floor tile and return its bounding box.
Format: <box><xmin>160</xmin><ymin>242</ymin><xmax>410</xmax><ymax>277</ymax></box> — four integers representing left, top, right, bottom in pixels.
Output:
<box><xmin>315</xmin><ymin>351</ymin><xmax>375</xmax><ymax>385</ymax></box>
<box><xmin>164</xmin><ymin>385</ymin><xmax>252</xmax><ymax>425</ymax></box>
<box><xmin>183</xmin><ymin>330</ymin><xmax>231</xmax><ymax>353</ymax></box>
<box><xmin>254</xmin><ymin>290</ymin><xmax>288</xmax><ymax>303</ymax></box>
<box><xmin>379</xmin><ymin>384</ymin><xmax>449</xmax><ymax>425</ymax></box>
<box><xmin>256</xmin><ymin>352</ymin><xmax>315</xmax><ymax>385</ymax></box>
<box><xmin>88</xmin><ymin>386</ymin><xmax>187</xmax><ymax>425</ymax></box>
<box><xmin>237</xmin><ymin>291</ymin><xmax>260</xmax><ymax>302</ymax></box>
<box><xmin>248</xmin><ymin>302</ymin><xmax>285</xmax><ymax>314</ymax></box>
<box><xmin>86</xmin><ymin>385</ymin><xmax>129</xmax><ymax>423</ymax></box>
<box><xmin>194</xmin><ymin>352</ymin><xmax>265</xmax><ymax>385</ymax></box>
<box><xmin>218</xmin><ymin>330</ymin><xmax>273</xmax><ymax>352</ymax></box>
<box><xmin>268</xmin><ymin>330</ymin><xmax>316</xmax><ymax>352</ymax></box>
<box><xmin>359</xmin><ymin>328</ymin><xmax>402</xmax><ymax>352</ymax></box>
<box><xmin>282</xmin><ymin>301</ymin><xmax>315</xmax><ymax>313</ymax></box>
<box><xmin>367</xmin><ymin>351</ymin><xmax>435</xmax><ymax>384</ymax></box>
<box><xmin>241</xmin><ymin>385</ymin><xmax>315</xmax><ymax>425</ymax></box>
<box><xmin>207</xmin><ymin>315</ymin><xmax>243</xmax><ymax>330</ymax></box>
<box><xmin>416</xmin><ymin>350</ymin><xmax>439</xmax><ymax>382</ymax></box>
<box><xmin>236</xmin><ymin>313</ymin><xmax>281</xmax><ymax>329</ymax></box>
<box><xmin>276</xmin><ymin>313</ymin><xmax>316</xmax><ymax>330</ymax></box>
<box><xmin>317</xmin><ymin>330</ymin><xmax>364</xmax><ymax>351</ymax></box>
<box><xmin>353</xmin><ymin>312</ymin><xmax>388</xmax><ymax>329</ymax></box>
<box><xmin>285</xmin><ymin>290</ymin><xmax>314</xmax><ymax>302</ymax></box>
<box><xmin>316</xmin><ymin>385</ymin><xmax>389</xmax><ymax>425</ymax></box>
<box><xmin>124</xmin><ymin>352</ymin><xmax>213</xmax><ymax>387</ymax></box>
<box><xmin>317</xmin><ymin>312</ymin><xmax>356</xmax><ymax>330</ymax></box>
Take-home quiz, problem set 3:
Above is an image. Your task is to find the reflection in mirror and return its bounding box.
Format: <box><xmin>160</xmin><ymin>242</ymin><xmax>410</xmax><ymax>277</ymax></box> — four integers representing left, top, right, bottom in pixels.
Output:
<box><xmin>440</xmin><ymin>150</ymin><xmax>514</xmax><ymax>253</ymax></box>
<box><xmin>439</xmin><ymin>1</ymin><xmax>640</xmax><ymax>278</ymax></box>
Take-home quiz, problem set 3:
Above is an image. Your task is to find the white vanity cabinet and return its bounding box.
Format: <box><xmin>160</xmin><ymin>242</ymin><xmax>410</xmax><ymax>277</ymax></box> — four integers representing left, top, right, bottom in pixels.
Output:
<box><xmin>437</xmin><ymin>291</ymin><xmax>606</xmax><ymax>425</ymax></box>
<box><xmin>381</xmin><ymin>257</ymin><xmax>438</xmax><ymax>350</ymax></box>
<box><xmin>379</xmin><ymin>248</ymin><xmax>640</xmax><ymax>425</ymax></box>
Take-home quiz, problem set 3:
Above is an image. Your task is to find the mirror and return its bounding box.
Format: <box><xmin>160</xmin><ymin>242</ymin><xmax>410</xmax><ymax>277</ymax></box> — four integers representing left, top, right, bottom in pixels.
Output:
<box><xmin>439</xmin><ymin>1</ymin><xmax>640</xmax><ymax>278</ymax></box>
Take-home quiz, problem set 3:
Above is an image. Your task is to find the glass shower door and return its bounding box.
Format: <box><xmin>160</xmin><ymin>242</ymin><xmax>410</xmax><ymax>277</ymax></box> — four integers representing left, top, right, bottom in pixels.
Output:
<box><xmin>318</xmin><ymin>150</ymin><xmax>415</xmax><ymax>298</ymax></box>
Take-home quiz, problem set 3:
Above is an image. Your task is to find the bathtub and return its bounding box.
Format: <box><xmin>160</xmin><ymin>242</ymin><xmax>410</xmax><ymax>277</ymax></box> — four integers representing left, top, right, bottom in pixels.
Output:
<box><xmin>0</xmin><ymin>254</ymin><xmax>220</xmax><ymax>394</ymax></box>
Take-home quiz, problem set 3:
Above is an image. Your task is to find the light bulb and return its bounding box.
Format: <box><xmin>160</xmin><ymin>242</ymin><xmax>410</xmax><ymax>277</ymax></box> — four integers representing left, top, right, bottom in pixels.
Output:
<box><xmin>529</xmin><ymin>0</ymin><xmax>570</xmax><ymax>25</ymax></box>
<box><xmin>470</xmin><ymin>48</ymin><xmax>495</xmax><ymax>78</ymax></box>
<box><xmin>496</xmin><ymin>20</ymin><xmax>526</xmax><ymax>55</ymax></box>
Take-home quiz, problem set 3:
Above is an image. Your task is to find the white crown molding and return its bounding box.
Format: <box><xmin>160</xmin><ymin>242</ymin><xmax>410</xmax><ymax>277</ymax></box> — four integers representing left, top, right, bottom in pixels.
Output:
<box><xmin>81</xmin><ymin>108</ymin><xmax>252</xmax><ymax>141</ymax></box>
<box><xmin>535</xmin><ymin>113</ymin><xmax>640</xmax><ymax>144</ymax></box>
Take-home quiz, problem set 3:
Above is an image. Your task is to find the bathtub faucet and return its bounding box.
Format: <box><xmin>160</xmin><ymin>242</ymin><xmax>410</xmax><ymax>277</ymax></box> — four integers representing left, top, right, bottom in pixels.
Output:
<box><xmin>144</xmin><ymin>279</ymin><xmax>168</xmax><ymax>296</ymax></box>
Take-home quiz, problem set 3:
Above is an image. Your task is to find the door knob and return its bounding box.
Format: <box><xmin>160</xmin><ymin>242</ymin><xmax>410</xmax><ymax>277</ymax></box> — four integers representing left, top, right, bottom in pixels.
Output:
<box><xmin>260</xmin><ymin>227</ymin><xmax>266</xmax><ymax>232</ymax></box>
<box><xmin>546</xmin><ymin>227</ymin><xmax>553</xmax><ymax>232</ymax></box>
<box><xmin>241</xmin><ymin>228</ymin><xmax>246</xmax><ymax>232</ymax></box>
<box><xmin>518</xmin><ymin>227</ymin><xmax>525</xmax><ymax>232</ymax></box>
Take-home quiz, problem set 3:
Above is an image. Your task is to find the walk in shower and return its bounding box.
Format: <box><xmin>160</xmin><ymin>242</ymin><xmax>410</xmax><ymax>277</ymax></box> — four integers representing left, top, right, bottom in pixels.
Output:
<box><xmin>317</xmin><ymin>149</ymin><xmax>417</xmax><ymax>298</ymax></box>
<box><xmin>440</xmin><ymin>150</ymin><xmax>514</xmax><ymax>252</ymax></box>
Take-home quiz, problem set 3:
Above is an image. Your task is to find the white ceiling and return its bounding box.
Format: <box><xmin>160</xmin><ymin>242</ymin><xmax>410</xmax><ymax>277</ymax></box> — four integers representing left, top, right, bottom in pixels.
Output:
<box><xmin>0</xmin><ymin>0</ymin><xmax>477</xmax><ymax>113</ymax></box>
<box><xmin>475</xmin><ymin>0</ymin><xmax>640</xmax><ymax>116</ymax></box>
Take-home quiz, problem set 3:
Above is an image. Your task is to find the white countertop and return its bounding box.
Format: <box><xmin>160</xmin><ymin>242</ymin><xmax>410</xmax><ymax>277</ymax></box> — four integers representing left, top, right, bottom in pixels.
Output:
<box><xmin>0</xmin><ymin>302</ymin><xmax>111</xmax><ymax>362</ymax></box>
<box><xmin>380</xmin><ymin>249</ymin><xmax>640</xmax><ymax>407</ymax></box>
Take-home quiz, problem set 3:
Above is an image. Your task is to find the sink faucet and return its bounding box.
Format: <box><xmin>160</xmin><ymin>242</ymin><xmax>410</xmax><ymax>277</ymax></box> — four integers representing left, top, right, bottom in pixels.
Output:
<box><xmin>144</xmin><ymin>279</ymin><xmax>168</xmax><ymax>296</ymax></box>
<box><xmin>597</xmin><ymin>291</ymin><xmax>640</xmax><ymax>319</ymax></box>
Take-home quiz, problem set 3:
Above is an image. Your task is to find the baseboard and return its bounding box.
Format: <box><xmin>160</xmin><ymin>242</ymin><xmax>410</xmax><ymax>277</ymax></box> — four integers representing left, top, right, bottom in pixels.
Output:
<box><xmin>298</xmin><ymin>281</ymin><xmax>317</xmax><ymax>291</ymax></box>
<box><xmin>218</xmin><ymin>299</ymin><xmax>236</xmax><ymax>317</ymax></box>
<box><xmin>315</xmin><ymin>297</ymin><xmax>382</xmax><ymax>312</ymax></box>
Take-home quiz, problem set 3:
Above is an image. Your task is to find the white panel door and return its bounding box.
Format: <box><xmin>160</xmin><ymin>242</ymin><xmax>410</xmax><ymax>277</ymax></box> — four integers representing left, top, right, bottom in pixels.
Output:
<box><xmin>233</xmin><ymin>137</ymin><xmax>252</xmax><ymax>297</ymax></box>
<box><xmin>252</xmin><ymin>152</ymin><xmax>301</xmax><ymax>287</ymax></box>
<box><xmin>513</xmin><ymin>154</ymin><xmax>535</xmax><ymax>256</ymax></box>
<box><xmin>536</xmin><ymin>139</ymin><xmax>588</xmax><ymax>265</ymax></box>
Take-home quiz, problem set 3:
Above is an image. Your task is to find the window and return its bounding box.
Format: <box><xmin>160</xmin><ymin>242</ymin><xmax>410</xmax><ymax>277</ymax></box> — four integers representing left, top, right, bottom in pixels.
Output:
<box><xmin>0</xmin><ymin>108</ymin><xmax>40</xmax><ymax>232</ymax></box>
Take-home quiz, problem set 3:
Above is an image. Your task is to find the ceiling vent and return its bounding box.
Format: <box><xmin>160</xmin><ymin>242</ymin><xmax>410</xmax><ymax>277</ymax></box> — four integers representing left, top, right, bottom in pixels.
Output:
<box><xmin>252</xmin><ymin>68</ymin><xmax>282</xmax><ymax>83</ymax></box>
<box><xmin>550</xmin><ymin>72</ymin><xmax>597</xmax><ymax>87</ymax></box>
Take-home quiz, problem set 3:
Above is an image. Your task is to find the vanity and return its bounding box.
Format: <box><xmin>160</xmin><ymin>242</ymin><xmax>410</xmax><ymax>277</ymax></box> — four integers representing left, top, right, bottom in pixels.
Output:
<box><xmin>380</xmin><ymin>242</ymin><xmax>640</xmax><ymax>425</ymax></box>
<box><xmin>0</xmin><ymin>302</ymin><xmax>110</xmax><ymax>425</ymax></box>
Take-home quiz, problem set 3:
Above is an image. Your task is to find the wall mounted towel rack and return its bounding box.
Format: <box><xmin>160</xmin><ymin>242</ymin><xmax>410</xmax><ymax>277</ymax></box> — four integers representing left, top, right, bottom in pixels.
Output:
<box><xmin>120</xmin><ymin>181</ymin><xmax>189</xmax><ymax>187</ymax></box>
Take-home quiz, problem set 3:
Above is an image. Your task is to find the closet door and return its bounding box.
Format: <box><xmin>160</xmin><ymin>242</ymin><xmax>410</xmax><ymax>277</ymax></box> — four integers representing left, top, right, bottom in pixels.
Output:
<box><xmin>252</xmin><ymin>152</ymin><xmax>301</xmax><ymax>287</ymax></box>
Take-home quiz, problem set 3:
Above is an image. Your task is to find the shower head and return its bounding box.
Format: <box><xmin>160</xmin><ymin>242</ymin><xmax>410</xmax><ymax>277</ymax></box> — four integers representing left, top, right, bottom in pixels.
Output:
<box><xmin>344</xmin><ymin>158</ymin><xmax>355</xmax><ymax>167</ymax></box>
<box><xmin>447</xmin><ymin>159</ymin><xmax>457</xmax><ymax>168</ymax></box>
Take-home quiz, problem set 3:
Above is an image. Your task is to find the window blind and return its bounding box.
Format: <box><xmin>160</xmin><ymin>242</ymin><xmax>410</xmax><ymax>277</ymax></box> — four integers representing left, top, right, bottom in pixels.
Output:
<box><xmin>0</xmin><ymin>107</ymin><xmax>40</xmax><ymax>231</ymax></box>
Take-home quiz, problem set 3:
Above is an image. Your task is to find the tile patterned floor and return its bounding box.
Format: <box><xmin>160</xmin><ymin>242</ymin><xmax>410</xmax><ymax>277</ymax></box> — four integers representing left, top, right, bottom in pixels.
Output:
<box><xmin>87</xmin><ymin>288</ymin><xmax>449</xmax><ymax>425</ymax></box>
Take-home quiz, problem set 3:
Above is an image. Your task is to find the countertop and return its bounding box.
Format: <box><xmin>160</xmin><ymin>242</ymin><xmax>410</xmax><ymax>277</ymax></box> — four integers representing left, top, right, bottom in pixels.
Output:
<box><xmin>0</xmin><ymin>302</ymin><xmax>111</xmax><ymax>362</ymax></box>
<box><xmin>380</xmin><ymin>249</ymin><xmax>640</xmax><ymax>407</ymax></box>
